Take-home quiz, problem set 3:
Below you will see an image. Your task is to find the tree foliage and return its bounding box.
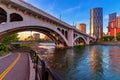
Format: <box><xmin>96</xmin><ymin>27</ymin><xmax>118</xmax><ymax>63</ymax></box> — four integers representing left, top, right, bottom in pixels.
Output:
<box><xmin>101</xmin><ymin>36</ymin><xmax>114</xmax><ymax>41</ymax></box>
<box><xmin>0</xmin><ymin>34</ymin><xmax>19</xmax><ymax>45</ymax></box>
<box><xmin>0</xmin><ymin>44</ymin><xmax>8</xmax><ymax>56</ymax></box>
<box><xmin>0</xmin><ymin>33</ymin><xmax>19</xmax><ymax>55</ymax></box>
<box><xmin>116</xmin><ymin>33</ymin><xmax>120</xmax><ymax>41</ymax></box>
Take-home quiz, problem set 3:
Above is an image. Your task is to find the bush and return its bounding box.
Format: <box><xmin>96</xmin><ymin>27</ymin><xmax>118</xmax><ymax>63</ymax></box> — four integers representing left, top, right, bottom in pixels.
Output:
<box><xmin>101</xmin><ymin>36</ymin><xmax>114</xmax><ymax>41</ymax></box>
<box><xmin>116</xmin><ymin>33</ymin><xmax>120</xmax><ymax>41</ymax></box>
<box><xmin>0</xmin><ymin>44</ymin><xmax>9</xmax><ymax>56</ymax></box>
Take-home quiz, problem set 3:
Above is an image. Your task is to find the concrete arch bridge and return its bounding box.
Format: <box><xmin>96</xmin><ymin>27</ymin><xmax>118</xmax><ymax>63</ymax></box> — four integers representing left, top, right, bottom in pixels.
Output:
<box><xmin>0</xmin><ymin>0</ymin><xmax>95</xmax><ymax>47</ymax></box>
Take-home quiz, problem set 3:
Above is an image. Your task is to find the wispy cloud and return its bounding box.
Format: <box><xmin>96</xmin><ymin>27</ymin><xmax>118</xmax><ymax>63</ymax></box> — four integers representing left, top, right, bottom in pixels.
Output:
<box><xmin>45</xmin><ymin>0</ymin><xmax>58</xmax><ymax>17</ymax></box>
<box><xmin>104</xmin><ymin>15</ymin><xmax>109</xmax><ymax>20</ymax></box>
<box><xmin>64</xmin><ymin>5</ymin><xmax>81</xmax><ymax>13</ymax></box>
<box><xmin>46</xmin><ymin>0</ymin><xmax>56</xmax><ymax>12</ymax></box>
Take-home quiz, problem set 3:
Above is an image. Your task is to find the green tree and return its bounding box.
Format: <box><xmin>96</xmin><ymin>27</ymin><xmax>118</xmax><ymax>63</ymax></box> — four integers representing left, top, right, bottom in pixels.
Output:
<box><xmin>107</xmin><ymin>36</ymin><xmax>114</xmax><ymax>41</ymax></box>
<box><xmin>101</xmin><ymin>36</ymin><xmax>108</xmax><ymax>41</ymax></box>
<box><xmin>0</xmin><ymin>44</ymin><xmax>8</xmax><ymax>56</ymax></box>
<box><xmin>116</xmin><ymin>33</ymin><xmax>120</xmax><ymax>41</ymax></box>
<box><xmin>101</xmin><ymin>36</ymin><xmax>114</xmax><ymax>41</ymax></box>
<box><xmin>0</xmin><ymin>33</ymin><xmax>19</xmax><ymax>55</ymax></box>
<box><xmin>0</xmin><ymin>34</ymin><xmax>19</xmax><ymax>45</ymax></box>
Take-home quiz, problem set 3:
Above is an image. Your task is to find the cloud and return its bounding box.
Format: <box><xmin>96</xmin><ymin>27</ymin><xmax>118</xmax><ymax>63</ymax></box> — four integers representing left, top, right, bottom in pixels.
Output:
<box><xmin>46</xmin><ymin>0</ymin><xmax>56</xmax><ymax>13</ymax></box>
<box><xmin>64</xmin><ymin>6</ymin><xmax>81</xmax><ymax>13</ymax></box>
<box><xmin>104</xmin><ymin>15</ymin><xmax>109</xmax><ymax>20</ymax></box>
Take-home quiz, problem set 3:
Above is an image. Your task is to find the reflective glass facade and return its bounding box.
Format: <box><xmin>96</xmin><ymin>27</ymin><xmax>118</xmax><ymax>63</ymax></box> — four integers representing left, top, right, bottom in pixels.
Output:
<box><xmin>90</xmin><ymin>8</ymin><xmax>103</xmax><ymax>39</ymax></box>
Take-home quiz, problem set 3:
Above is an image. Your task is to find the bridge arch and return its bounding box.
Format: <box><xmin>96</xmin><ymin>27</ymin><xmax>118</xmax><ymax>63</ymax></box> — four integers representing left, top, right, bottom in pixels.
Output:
<box><xmin>0</xmin><ymin>0</ymin><xmax>95</xmax><ymax>47</ymax></box>
<box><xmin>89</xmin><ymin>39</ymin><xmax>95</xmax><ymax>44</ymax></box>
<box><xmin>0</xmin><ymin>25</ymin><xmax>68</xmax><ymax>47</ymax></box>
<box><xmin>0</xmin><ymin>7</ymin><xmax>7</xmax><ymax>24</ymax></box>
<box><xmin>73</xmin><ymin>35</ymin><xmax>87</xmax><ymax>46</ymax></box>
<box><xmin>10</xmin><ymin>13</ymin><xmax>23</xmax><ymax>22</ymax></box>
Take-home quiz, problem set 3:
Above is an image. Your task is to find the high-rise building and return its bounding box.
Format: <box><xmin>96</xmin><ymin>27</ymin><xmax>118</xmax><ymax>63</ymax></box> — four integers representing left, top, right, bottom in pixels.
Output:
<box><xmin>107</xmin><ymin>13</ymin><xmax>117</xmax><ymax>36</ymax></box>
<box><xmin>117</xmin><ymin>16</ymin><xmax>120</xmax><ymax>28</ymax></box>
<box><xmin>90</xmin><ymin>7</ymin><xmax>103</xmax><ymax>39</ymax></box>
<box><xmin>78</xmin><ymin>23</ymin><xmax>86</xmax><ymax>33</ymax></box>
<box><xmin>109</xmin><ymin>13</ymin><xmax>117</xmax><ymax>21</ymax></box>
<box><xmin>107</xmin><ymin>13</ymin><xmax>120</xmax><ymax>41</ymax></box>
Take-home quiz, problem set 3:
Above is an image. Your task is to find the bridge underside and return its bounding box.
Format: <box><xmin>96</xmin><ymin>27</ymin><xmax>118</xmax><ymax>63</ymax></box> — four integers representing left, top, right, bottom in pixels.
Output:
<box><xmin>0</xmin><ymin>26</ymin><xmax>67</xmax><ymax>47</ymax></box>
<box><xmin>74</xmin><ymin>37</ymin><xmax>86</xmax><ymax>46</ymax></box>
<box><xmin>0</xmin><ymin>2</ymin><xmax>95</xmax><ymax>47</ymax></box>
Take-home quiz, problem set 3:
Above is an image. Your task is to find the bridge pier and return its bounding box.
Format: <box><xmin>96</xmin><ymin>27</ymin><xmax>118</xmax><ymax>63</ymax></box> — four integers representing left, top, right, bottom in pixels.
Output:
<box><xmin>67</xmin><ymin>29</ymin><xmax>74</xmax><ymax>47</ymax></box>
<box><xmin>86</xmin><ymin>37</ymin><xmax>90</xmax><ymax>45</ymax></box>
<box><xmin>7</xmin><ymin>12</ymin><xmax>10</xmax><ymax>23</ymax></box>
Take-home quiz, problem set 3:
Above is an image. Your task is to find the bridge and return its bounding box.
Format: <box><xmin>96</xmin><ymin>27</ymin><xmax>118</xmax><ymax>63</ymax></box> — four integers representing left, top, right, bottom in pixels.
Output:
<box><xmin>0</xmin><ymin>0</ymin><xmax>95</xmax><ymax>47</ymax></box>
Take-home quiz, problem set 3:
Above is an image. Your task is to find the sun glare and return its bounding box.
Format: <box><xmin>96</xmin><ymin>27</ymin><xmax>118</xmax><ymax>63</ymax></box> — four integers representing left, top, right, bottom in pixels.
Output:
<box><xmin>18</xmin><ymin>31</ymin><xmax>45</xmax><ymax>40</ymax></box>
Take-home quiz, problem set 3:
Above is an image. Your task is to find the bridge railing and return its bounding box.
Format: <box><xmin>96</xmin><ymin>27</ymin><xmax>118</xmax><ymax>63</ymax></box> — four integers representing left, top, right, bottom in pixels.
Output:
<box><xmin>30</xmin><ymin>50</ymin><xmax>62</xmax><ymax>80</ymax></box>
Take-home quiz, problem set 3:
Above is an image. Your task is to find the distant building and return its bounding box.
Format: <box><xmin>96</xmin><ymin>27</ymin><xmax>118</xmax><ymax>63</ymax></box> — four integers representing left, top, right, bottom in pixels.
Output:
<box><xmin>90</xmin><ymin>7</ymin><xmax>103</xmax><ymax>39</ymax></box>
<box><xmin>77</xmin><ymin>23</ymin><xmax>86</xmax><ymax>33</ymax></box>
<box><xmin>117</xmin><ymin>16</ymin><xmax>120</xmax><ymax>28</ymax></box>
<box><xmin>107</xmin><ymin>20</ymin><xmax>116</xmax><ymax>36</ymax></box>
<box><xmin>33</xmin><ymin>33</ymin><xmax>40</xmax><ymax>41</ymax></box>
<box><xmin>109</xmin><ymin>13</ymin><xmax>117</xmax><ymax>21</ymax></box>
<box><xmin>107</xmin><ymin>13</ymin><xmax>120</xmax><ymax>40</ymax></box>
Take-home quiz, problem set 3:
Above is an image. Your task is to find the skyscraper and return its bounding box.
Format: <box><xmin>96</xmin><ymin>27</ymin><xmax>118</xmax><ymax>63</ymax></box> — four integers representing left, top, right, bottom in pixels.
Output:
<box><xmin>90</xmin><ymin>7</ymin><xmax>103</xmax><ymax>39</ymax></box>
<box><xmin>109</xmin><ymin>13</ymin><xmax>117</xmax><ymax>21</ymax></box>
<box><xmin>117</xmin><ymin>16</ymin><xmax>120</xmax><ymax>28</ymax></box>
<box><xmin>107</xmin><ymin>13</ymin><xmax>120</xmax><ymax>40</ymax></box>
<box><xmin>107</xmin><ymin>13</ymin><xmax>117</xmax><ymax>36</ymax></box>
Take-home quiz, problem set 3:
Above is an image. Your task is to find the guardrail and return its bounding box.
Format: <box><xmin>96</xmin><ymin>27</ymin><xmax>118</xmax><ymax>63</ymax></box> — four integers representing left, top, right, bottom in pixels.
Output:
<box><xmin>30</xmin><ymin>50</ymin><xmax>62</xmax><ymax>80</ymax></box>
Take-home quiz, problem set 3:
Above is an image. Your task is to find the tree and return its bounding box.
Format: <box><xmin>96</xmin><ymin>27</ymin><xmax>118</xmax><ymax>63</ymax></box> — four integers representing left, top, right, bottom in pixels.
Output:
<box><xmin>116</xmin><ymin>33</ymin><xmax>120</xmax><ymax>41</ymax></box>
<box><xmin>0</xmin><ymin>33</ymin><xmax>19</xmax><ymax>55</ymax></box>
<box><xmin>0</xmin><ymin>44</ymin><xmax>8</xmax><ymax>56</ymax></box>
<box><xmin>101</xmin><ymin>36</ymin><xmax>114</xmax><ymax>41</ymax></box>
<box><xmin>0</xmin><ymin>34</ymin><xmax>19</xmax><ymax>45</ymax></box>
<box><xmin>107</xmin><ymin>36</ymin><xmax>114</xmax><ymax>41</ymax></box>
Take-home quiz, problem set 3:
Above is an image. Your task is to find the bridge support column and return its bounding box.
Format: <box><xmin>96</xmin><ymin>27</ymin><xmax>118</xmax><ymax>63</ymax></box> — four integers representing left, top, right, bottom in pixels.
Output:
<box><xmin>68</xmin><ymin>29</ymin><xmax>74</xmax><ymax>47</ymax></box>
<box><xmin>86</xmin><ymin>37</ymin><xmax>90</xmax><ymax>45</ymax></box>
<box><xmin>7</xmin><ymin>12</ymin><xmax>10</xmax><ymax>23</ymax></box>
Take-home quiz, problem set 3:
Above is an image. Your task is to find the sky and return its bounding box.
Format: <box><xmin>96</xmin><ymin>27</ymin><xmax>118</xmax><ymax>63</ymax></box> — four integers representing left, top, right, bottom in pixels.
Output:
<box><xmin>24</xmin><ymin>0</ymin><xmax>120</xmax><ymax>34</ymax></box>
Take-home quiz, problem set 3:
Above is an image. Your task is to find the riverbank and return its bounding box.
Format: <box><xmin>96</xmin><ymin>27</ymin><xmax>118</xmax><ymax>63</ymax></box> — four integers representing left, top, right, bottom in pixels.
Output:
<box><xmin>96</xmin><ymin>42</ymin><xmax>120</xmax><ymax>45</ymax></box>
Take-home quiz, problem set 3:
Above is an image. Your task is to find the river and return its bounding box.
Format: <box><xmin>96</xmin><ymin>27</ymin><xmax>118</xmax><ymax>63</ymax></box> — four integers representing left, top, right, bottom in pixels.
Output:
<box><xmin>40</xmin><ymin>45</ymin><xmax>120</xmax><ymax>80</ymax></box>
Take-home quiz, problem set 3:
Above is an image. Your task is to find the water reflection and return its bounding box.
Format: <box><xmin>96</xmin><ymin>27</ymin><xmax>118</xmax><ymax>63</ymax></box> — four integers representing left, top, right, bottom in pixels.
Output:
<box><xmin>90</xmin><ymin>46</ymin><xmax>104</xmax><ymax>80</ymax></box>
<box><xmin>64</xmin><ymin>48</ymin><xmax>74</xmax><ymax>69</ymax></box>
<box><xmin>38</xmin><ymin>45</ymin><xmax>120</xmax><ymax>80</ymax></box>
<box><xmin>109</xmin><ymin>46</ymin><xmax>120</xmax><ymax>74</ymax></box>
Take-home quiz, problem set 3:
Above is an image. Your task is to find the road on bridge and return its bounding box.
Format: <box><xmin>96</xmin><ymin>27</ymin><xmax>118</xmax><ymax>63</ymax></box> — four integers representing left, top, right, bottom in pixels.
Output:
<box><xmin>0</xmin><ymin>52</ymin><xmax>29</xmax><ymax>80</ymax></box>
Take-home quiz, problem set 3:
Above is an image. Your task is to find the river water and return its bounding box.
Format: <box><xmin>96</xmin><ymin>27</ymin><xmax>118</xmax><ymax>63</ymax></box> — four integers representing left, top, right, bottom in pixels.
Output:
<box><xmin>41</xmin><ymin>45</ymin><xmax>120</xmax><ymax>80</ymax></box>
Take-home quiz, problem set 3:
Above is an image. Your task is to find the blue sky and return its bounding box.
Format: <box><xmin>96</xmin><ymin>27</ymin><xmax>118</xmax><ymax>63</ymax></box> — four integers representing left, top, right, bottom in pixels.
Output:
<box><xmin>24</xmin><ymin>0</ymin><xmax>120</xmax><ymax>34</ymax></box>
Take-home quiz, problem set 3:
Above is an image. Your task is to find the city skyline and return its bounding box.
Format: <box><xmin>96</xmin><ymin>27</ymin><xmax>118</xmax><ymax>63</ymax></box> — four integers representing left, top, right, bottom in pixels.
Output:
<box><xmin>24</xmin><ymin>0</ymin><xmax>120</xmax><ymax>34</ymax></box>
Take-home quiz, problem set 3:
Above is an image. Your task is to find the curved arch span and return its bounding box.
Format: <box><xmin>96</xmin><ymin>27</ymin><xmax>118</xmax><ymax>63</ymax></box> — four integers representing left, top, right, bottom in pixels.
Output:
<box><xmin>73</xmin><ymin>35</ymin><xmax>87</xmax><ymax>46</ymax></box>
<box><xmin>0</xmin><ymin>26</ymin><xmax>68</xmax><ymax>47</ymax></box>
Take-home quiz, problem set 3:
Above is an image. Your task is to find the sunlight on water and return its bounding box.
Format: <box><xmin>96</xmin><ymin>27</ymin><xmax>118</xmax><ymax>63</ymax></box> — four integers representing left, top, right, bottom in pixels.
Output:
<box><xmin>44</xmin><ymin>45</ymin><xmax>120</xmax><ymax>80</ymax></box>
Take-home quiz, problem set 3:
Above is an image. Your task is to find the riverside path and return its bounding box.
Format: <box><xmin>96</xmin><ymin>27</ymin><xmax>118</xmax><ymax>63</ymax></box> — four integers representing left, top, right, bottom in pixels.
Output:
<box><xmin>0</xmin><ymin>52</ymin><xmax>29</xmax><ymax>80</ymax></box>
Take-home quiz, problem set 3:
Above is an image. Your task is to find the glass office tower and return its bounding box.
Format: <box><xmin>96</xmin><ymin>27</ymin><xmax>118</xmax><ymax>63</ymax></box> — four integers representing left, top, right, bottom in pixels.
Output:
<box><xmin>90</xmin><ymin>7</ymin><xmax>103</xmax><ymax>39</ymax></box>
